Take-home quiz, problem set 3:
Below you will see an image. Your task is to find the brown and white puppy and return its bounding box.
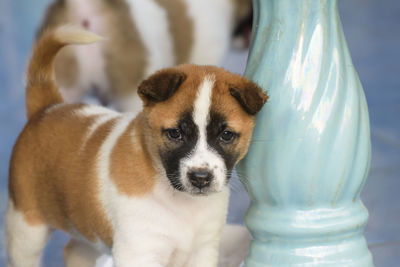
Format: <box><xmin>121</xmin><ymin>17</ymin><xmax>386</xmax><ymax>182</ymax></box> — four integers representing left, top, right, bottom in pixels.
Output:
<box><xmin>6</xmin><ymin>26</ymin><xmax>267</xmax><ymax>267</ymax></box>
<box><xmin>38</xmin><ymin>0</ymin><xmax>252</xmax><ymax>114</ymax></box>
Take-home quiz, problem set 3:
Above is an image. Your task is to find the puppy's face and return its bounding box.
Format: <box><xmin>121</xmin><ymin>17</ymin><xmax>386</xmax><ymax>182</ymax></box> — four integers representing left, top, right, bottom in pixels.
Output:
<box><xmin>139</xmin><ymin>65</ymin><xmax>267</xmax><ymax>196</ymax></box>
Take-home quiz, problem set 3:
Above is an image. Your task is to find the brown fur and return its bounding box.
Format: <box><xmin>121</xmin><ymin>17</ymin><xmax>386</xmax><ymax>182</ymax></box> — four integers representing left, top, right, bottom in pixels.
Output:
<box><xmin>54</xmin><ymin>47</ymin><xmax>80</xmax><ymax>89</ymax></box>
<box><xmin>102</xmin><ymin>0</ymin><xmax>147</xmax><ymax>98</ymax></box>
<box><xmin>138</xmin><ymin>69</ymin><xmax>187</xmax><ymax>105</ymax></box>
<box><xmin>229</xmin><ymin>80</ymin><xmax>268</xmax><ymax>115</ymax></box>
<box><xmin>232</xmin><ymin>0</ymin><xmax>252</xmax><ymax>23</ymax></box>
<box><xmin>9</xmin><ymin>105</ymin><xmax>115</xmax><ymax>245</ymax></box>
<box><xmin>9</xmin><ymin>27</ymin><xmax>267</xmax><ymax>254</ymax></box>
<box><xmin>138</xmin><ymin>64</ymin><xmax>267</xmax><ymax>168</ymax></box>
<box><xmin>38</xmin><ymin>0</ymin><xmax>79</xmax><ymax>91</ymax></box>
<box><xmin>136</xmin><ymin>67</ymin><xmax>203</xmax><ymax>167</ymax></box>
<box><xmin>38</xmin><ymin>0</ymin><xmax>148</xmax><ymax>100</ymax></box>
<box><xmin>38</xmin><ymin>0</ymin><xmax>251</xmax><ymax>105</ymax></box>
<box><xmin>37</xmin><ymin>0</ymin><xmax>68</xmax><ymax>36</ymax></box>
<box><xmin>110</xmin><ymin>117</ymin><xmax>156</xmax><ymax>196</ymax></box>
<box><xmin>155</xmin><ymin>0</ymin><xmax>194</xmax><ymax>64</ymax></box>
<box><xmin>143</xmin><ymin>65</ymin><xmax>210</xmax><ymax>128</ymax></box>
<box><xmin>211</xmin><ymin>81</ymin><xmax>255</xmax><ymax>162</ymax></box>
<box><xmin>26</xmin><ymin>31</ymin><xmax>65</xmax><ymax>119</ymax></box>
<box><xmin>10</xmin><ymin>28</ymin><xmax>113</xmax><ymax>244</ymax></box>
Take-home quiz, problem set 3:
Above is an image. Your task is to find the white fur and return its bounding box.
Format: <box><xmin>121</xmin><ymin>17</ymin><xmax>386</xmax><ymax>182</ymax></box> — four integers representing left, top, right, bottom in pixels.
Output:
<box><xmin>91</xmin><ymin>113</ymin><xmax>229</xmax><ymax>266</ymax></box>
<box><xmin>60</xmin><ymin>0</ymin><xmax>109</xmax><ymax>103</ymax></box>
<box><xmin>53</xmin><ymin>0</ymin><xmax>234</xmax><ymax>110</ymax></box>
<box><xmin>218</xmin><ymin>225</ymin><xmax>251</xmax><ymax>267</ymax></box>
<box><xmin>54</xmin><ymin>25</ymin><xmax>102</xmax><ymax>45</ymax></box>
<box><xmin>181</xmin><ymin>76</ymin><xmax>227</xmax><ymax>193</ymax></box>
<box><xmin>193</xmin><ymin>76</ymin><xmax>214</xmax><ymax>131</ymax></box>
<box><xmin>64</xmin><ymin>239</ymin><xmax>103</xmax><ymax>267</ymax></box>
<box><xmin>105</xmin><ymin>183</ymin><xmax>229</xmax><ymax>267</ymax></box>
<box><xmin>5</xmin><ymin>201</ymin><xmax>50</xmax><ymax>267</ymax></box>
<box><xmin>80</xmin><ymin>115</ymin><xmax>119</xmax><ymax>151</ymax></box>
<box><xmin>44</xmin><ymin>103</ymin><xmax>67</xmax><ymax>114</ymax></box>
<box><xmin>184</xmin><ymin>0</ymin><xmax>234</xmax><ymax>65</ymax></box>
<box><xmin>77</xmin><ymin>105</ymin><xmax>119</xmax><ymax>117</ymax></box>
<box><xmin>125</xmin><ymin>0</ymin><xmax>175</xmax><ymax>77</ymax></box>
<box><xmin>112</xmin><ymin>91</ymin><xmax>144</xmax><ymax>117</ymax></box>
<box><xmin>95</xmin><ymin>223</ymin><xmax>250</xmax><ymax>267</ymax></box>
<box><xmin>76</xmin><ymin>106</ymin><xmax>121</xmax><ymax>151</ymax></box>
<box><xmin>6</xmin><ymin>103</ymin><xmax>232</xmax><ymax>266</ymax></box>
<box><xmin>96</xmin><ymin>255</ymin><xmax>114</xmax><ymax>267</ymax></box>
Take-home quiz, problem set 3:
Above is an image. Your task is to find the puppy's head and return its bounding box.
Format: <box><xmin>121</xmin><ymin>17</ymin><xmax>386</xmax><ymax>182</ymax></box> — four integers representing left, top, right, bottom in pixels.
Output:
<box><xmin>139</xmin><ymin>65</ymin><xmax>267</xmax><ymax>196</ymax></box>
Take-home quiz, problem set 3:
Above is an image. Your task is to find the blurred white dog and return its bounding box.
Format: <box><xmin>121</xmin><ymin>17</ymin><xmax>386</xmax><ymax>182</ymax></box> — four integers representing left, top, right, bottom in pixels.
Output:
<box><xmin>38</xmin><ymin>0</ymin><xmax>251</xmax><ymax>114</ymax></box>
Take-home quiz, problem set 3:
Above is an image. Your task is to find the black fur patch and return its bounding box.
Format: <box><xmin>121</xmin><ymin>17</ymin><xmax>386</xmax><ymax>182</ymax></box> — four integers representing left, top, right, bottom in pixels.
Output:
<box><xmin>206</xmin><ymin>111</ymin><xmax>240</xmax><ymax>178</ymax></box>
<box><xmin>159</xmin><ymin>111</ymin><xmax>198</xmax><ymax>191</ymax></box>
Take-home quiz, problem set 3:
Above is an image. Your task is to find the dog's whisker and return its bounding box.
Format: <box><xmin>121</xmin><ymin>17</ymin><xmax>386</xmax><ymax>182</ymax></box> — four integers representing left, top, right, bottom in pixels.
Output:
<box><xmin>228</xmin><ymin>183</ymin><xmax>243</xmax><ymax>193</ymax></box>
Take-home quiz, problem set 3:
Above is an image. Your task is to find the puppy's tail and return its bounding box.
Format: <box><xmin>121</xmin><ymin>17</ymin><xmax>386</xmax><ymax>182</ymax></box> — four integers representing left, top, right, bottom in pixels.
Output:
<box><xmin>26</xmin><ymin>25</ymin><xmax>102</xmax><ymax>119</ymax></box>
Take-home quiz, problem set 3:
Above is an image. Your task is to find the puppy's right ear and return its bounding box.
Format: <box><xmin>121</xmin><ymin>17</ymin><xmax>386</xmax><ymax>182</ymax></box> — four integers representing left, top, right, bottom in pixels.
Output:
<box><xmin>138</xmin><ymin>69</ymin><xmax>187</xmax><ymax>105</ymax></box>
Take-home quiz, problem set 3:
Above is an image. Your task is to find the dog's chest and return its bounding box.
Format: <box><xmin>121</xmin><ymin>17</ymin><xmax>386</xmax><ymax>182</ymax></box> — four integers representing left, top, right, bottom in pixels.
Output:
<box><xmin>157</xmin><ymin>189</ymin><xmax>229</xmax><ymax>266</ymax></box>
<box><xmin>151</xmin><ymin>185</ymin><xmax>229</xmax><ymax>242</ymax></box>
<box><xmin>112</xmin><ymin>184</ymin><xmax>229</xmax><ymax>265</ymax></box>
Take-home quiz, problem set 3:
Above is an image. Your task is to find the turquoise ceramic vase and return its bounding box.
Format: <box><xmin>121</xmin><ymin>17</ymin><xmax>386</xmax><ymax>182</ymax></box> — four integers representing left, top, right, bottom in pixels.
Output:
<box><xmin>237</xmin><ymin>0</ymin><xmax>374</xmax><ymax>266</ymax></box>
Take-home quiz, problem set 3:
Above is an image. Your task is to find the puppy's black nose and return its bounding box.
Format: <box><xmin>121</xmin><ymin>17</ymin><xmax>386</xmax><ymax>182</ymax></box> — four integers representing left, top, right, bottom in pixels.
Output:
<box><xmin>188</xmin><ymin>170</ymin><xmax>212</xmax><ymax>189</ymax></box>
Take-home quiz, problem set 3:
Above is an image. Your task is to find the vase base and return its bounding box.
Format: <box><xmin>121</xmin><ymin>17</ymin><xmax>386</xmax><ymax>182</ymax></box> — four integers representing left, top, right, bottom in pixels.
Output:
<box><xmin>245</xmin><ymin>235</ymin><xmax>373</xmax><ymax>267</ymax></box>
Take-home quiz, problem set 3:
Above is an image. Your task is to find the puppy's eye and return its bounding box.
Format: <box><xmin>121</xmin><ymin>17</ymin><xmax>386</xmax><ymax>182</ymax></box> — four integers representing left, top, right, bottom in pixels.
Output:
<box><xmin>167</xmin><ymin>128</ymin><xmax>183</xmax><ymax>141</ymax></box>
<box><xmin>220</xmin><ymin>130</ymin><xmax>235</xmax><ymax>143</ymax></box>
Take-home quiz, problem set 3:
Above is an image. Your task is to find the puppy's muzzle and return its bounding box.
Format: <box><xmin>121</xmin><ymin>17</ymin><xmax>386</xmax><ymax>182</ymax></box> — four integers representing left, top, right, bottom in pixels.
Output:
<box><xmin>188</xmin><ymin>169</ymin><xmax>213</xmax><ymax>189</ymax></box>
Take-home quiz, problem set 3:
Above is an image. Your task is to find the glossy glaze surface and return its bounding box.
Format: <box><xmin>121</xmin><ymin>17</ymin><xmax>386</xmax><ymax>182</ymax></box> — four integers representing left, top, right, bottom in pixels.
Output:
<box><xmin>237</xmin><ymin>0</ymin><xmax>373</xmax><ymax>265</ymax></box>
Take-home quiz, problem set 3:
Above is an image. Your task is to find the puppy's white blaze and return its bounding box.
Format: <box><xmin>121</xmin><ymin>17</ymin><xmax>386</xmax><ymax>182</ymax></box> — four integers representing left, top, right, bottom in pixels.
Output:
<box><xmin>193</xmin><ymin>75</ymin><xmax>214</xmax><ymax>143</ymax></box>
<box><xmin>182</xmin><ymin>76</ymin><xmax>226</xmax><ymax>192</ymax></box>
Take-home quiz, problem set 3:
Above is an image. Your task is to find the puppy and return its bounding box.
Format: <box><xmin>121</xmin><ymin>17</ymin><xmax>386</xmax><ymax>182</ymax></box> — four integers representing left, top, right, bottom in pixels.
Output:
<box><xmin>38</xmin><ymin>0</ymin><xmax>252</xmax><ymax>113</ymax></box>
<box><xmin>6</xmin><ymin>26</ymin><xmax>267</xmax><ymax>267</ymax></box>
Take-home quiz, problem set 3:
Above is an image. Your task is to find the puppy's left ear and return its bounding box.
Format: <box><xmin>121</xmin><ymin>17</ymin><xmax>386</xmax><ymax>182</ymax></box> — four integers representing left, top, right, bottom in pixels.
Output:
<box><xmin>138</xmin><ymin>69</ymin><xmax>187</xmax><ymax>105</ymax></box>
<box><xmin>229</xmin><ymin>80</ymin><xmax>268</xmax><ymax>115</ymax></box>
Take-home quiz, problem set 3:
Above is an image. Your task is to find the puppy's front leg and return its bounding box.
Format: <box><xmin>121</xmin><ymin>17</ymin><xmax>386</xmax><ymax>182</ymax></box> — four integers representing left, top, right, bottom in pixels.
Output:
<box><xmin>185</xmin><ymin>239</ymin><xmax>220</xmax><ymax>267</ymax></box>
<box><xmin>112</xmin><ymin>234</ymin><xmax>174</xmax><ymax>267</ymax></box>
